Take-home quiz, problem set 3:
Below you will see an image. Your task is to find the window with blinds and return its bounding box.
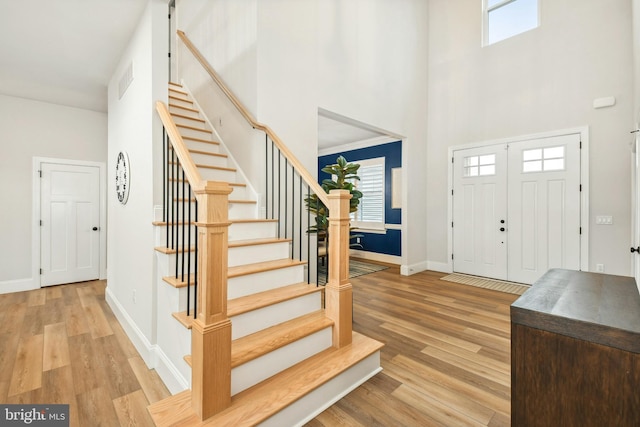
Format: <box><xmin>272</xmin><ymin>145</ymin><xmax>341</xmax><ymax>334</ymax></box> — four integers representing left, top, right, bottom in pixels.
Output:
<box><xmin>351</xmin><ymin>157</ymin><xmax>385</xmax><ymax>230</ymax></box>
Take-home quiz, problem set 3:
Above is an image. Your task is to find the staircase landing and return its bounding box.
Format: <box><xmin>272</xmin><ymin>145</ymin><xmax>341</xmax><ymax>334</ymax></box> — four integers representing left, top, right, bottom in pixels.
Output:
<box><xmin>148</xmin><ymin>332</ymin><xmax>383</xmax><ymax>427</ymax></box>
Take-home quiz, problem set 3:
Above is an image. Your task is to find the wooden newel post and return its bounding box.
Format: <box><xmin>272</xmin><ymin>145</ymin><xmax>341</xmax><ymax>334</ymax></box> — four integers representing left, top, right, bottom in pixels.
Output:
<box><xmin>191</xmin><ymin>181</ymin><xmax>233</xmax><ymax>420</ymax></box>
<box><xmin>326</xmin><ymin>189</ymin><xmax>353</xmax><ymax>348</ymax></box>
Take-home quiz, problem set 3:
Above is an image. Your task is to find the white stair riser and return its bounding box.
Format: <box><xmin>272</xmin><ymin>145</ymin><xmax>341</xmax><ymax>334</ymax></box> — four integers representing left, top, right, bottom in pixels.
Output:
<box><xmin>169</xmin><ymin>105</ymin><xmax>200</xmax><ymax>119</ymax></box>
<box><xmin>189</xmin><ymin>152</ymin><xmax>228</xmax><ymax>168</ymax></box>
<box><xmin>261</xmin><ymin>352</ymin><xmax>382</xmax><ymax>427</ymax></box>
<box><xmin>229</xmin><ymin>202</ymin><xmax>258</xmax><ymax>219</ymax></box>
<box><xmin>229</xmin><ymin>241</ymin><xmax>290</xmax><ymax>267</ymax></box>
<box><xmin>155</xmin><ymin>225</ymin><xmax>197</xmax><ymax>248</ymax></box>
<box><xmin>183</xmin><ymin>139</ymin><xmax>221</xmax><ymax>153</ymax></box>
<box><xmin>172</xmin><ymin>115</ymin><xmax>206</xmax><ymax>128</ymax></box>
<box><xmin>168</xmin><ymin>97</ymin><xmax>194</xmax><ymax>109</ymax></box>
<box><xmin>229</xmin><ymin>221</ymin><xmax>278</xmax><ymax>241</ymax></box>
<box><xmin>231</xmin><ymin>327</ymin><xmax>332</xmax><ymax>396</ymax></box>
<box><xmin>177</xmin><ymin>126</ymin><xmax>214</xmax><ymax>140</ymax></box>
<box><xmin>228</xmin><ymin>185</ymin><xmax>248</xmax><ymax>200</ymax></box>
<box><xmin>198</xmin><ymin>167</ymin><xmax>237</xmax><ymax>182</ymax></box>
<box><xmin>231</xmin><ymin>293</ymin><xmax>321</xmax><ymax>340</ymax></box>
<box><xmin>228</xmin><ymin>265</ymin><xmax>305</xmax><ymax>299</ymax></box>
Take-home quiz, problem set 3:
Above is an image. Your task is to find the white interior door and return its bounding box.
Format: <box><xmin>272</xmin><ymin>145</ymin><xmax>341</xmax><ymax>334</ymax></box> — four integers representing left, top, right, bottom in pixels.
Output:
<box><xmin>452</xmin><ymin>145</ymin><xmax>508</xmax><ymax>280</ymax></box>
<box><xmin>453</xmin><ymin>133</ymin><xmax>581</xmax><ymax>285</ymax></box>
<box><xmin>41</xmin><ymin>162</ymin><xmax>100</xmax><ymax>286</ymax></box>
<box><xmin>507</xmin><ymin>134</ymin><xmax>581</xmax><ymax>284</ymax></box>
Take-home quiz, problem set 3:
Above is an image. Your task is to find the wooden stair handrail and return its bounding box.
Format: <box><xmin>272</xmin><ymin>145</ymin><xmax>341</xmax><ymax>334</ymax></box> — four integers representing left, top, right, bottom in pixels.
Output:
<box><xmin>177</xmin><ymin>29</ymin><xmax>329</xmax><ymax>207</ymax></box>
<box><xmin>156</xmin><ymin>100</ymin><xmax>203</xmax><ymax>186</ymax></box>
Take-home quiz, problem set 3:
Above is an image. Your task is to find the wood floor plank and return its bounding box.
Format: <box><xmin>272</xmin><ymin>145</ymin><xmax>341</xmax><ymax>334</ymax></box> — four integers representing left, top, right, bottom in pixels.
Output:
<box><xmin>128</xmin><ymin>357</ymin><xmax>170</xmax><ymax>404</ymax></box>
<box><xmin>8</xmin><ymin>334</ymin><xmax>44</xmax><ymax>396</ymax></box>
<box><xmin>76</xmin><ymin>386</ymin><xmax>121</xmax><ymax>427</ymax></box>
<box><xmin>93</xmin><ymin>335</ymin><xmax>141</xmax><ymax>399</ymax></box>
<box><xmin>309</xmin><ymin>266</ymin><xmax>517</xmax><ymax>426</ymax></box>
<box><xmin>46</xmin><ymin>285</ymin><xmax>63</xmax><ymax>300</ymax></box>
<box><xmin>113</xmin><ymin>389</ymin><xmax>156</xmax><ymax>427</ymax></box>
<box><xmin>65</xmin><ymin>303</ymin><xmax>90</xmax><ymax>336</ymax></box>
<box><xmin>43</xmin><ymin>322</ymin><xmax>71</xmax><ymax>371</ymax></box>
<box><xmin>28</xmin><ymin>288</ymin><xmax>46</xmax><ymax>306</ymax></box>
<box><xmin>68</xmin><ymin>333</ymin><xmax>108</xmax><ymax>395</ymax></box>
<box><xmin>82</xmin><ymin>301</ymin><xmax>114</xmax><ymax>339</ymax></box>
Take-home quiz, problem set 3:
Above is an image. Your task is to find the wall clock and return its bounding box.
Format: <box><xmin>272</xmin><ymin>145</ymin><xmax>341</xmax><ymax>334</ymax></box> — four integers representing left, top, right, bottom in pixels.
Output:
<box><xmin>115</xmin><ymin>151</ymin><xmax>130</xmax><ymax>205</ymax></box>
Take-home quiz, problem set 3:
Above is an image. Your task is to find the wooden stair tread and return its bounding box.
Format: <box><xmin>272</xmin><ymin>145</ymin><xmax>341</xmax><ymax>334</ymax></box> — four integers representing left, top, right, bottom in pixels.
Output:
<box><xmin>162</xmin><ymin>274</ymin><xmax>195</xmax><ymax>288</ymax></box>
<box><xmin>173</xmin><ymin>198</ymin><xmax>254</xmax><ymax>204</ymax></box>
<box><xmin>169</xmin><ymin>81</ymin><xmax>183</xmax><ymax>87</ymax></box>
<box><xmin>228</xmin><ymin>258</ymin><xmax>306</xmax><ymax>278</ymax></box>
<box><xmin>170</xmin><ymin>282</ymin><xmax>320</xmax><ymax>330</ymax></box>
<box><xmin>169</xmin><ymin>103</ymin><xmax>199</xmax><ymax>114</ymax></box>
<box><xmin>168</xmin><ymin>162</ymin><xmax>236</xmax><ymax>172</ymax></box>
<box><xmin>230</xmin><ymin>218</ymin><xmax>278</xmax><ymax>224</ymax></box>
<box><xmin>168</xmin><ymin>87</ymin><xmax>189</xmax><ymax>96</ymax></box>
<box><xmin>166</xmin><ymin>179</ymin><xmax>245</xmax><ymax>186</ymax></box>
<box><xmin>231</xmin><ymin>311</ymin><xmax>333</xmax><ymax>367</ymax></box>
<box><xmin>147</xmin><ymin>332</ymin><xmax>384</xmax><ymax>427</ymax></box>
<box><xmin>170</xmin><ymin>112</ymin><xmax>206</xmax><ymax>123</ymax></box>
<box><xmin>228</xmin><ymin>282</ymin><xmax>322</xmax><ymax>317</ymax></box>
<box><xmin>181</xmin><ymin>135</ymin><xmax>220</xmax><ymax>145</ymax></box>
<box><xmin>176</xmin><ymin>123</ymin><xmax>212</xmax><ymax>133</ymax></box>
<box><xmin>228</xmin><ymin>237</ymin><xmax>291</xmax><ymax>248</ymax></box>
<box><xmin>169</xmin><ymin>95</ymin><xmax>193</xmax><ymax>104</ymax></box>
<box><xmin>154</xmin><ymin>246</ymin><xmax>194</xmax><ymax>255</ymax></box>
<box><xmin>172</xmin><ymin>311</ymin><xmax>194</xmax><ymax>329</ymax></box>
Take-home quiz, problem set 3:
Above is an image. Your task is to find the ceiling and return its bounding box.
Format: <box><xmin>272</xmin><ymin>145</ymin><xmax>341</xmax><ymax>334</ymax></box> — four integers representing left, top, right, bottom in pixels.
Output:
<box><xmin>0</xmin><ymin>0</ymin><xmax>392</xmax><ymax>148</ymax></box>
<box><xmin>0</xmin><ymin>0</ymin><xmax>149</xmax><ymax>112</ymax></box>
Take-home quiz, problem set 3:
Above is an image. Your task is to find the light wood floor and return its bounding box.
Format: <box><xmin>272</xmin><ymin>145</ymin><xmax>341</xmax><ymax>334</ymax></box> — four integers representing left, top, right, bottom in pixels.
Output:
<box><xmin>0</xmin><ymin>269</ymin><xmax>517</xmax><ymax>427</ymax></box>
<box><xmin>0</xmin><ymin>280</ymin><xmax>170</xmax><ymax>427</ymax></box>
<box><xmin>307</xmin><ymin>267</ymin><xmax>519</xmax><ymax>427</ymax></box>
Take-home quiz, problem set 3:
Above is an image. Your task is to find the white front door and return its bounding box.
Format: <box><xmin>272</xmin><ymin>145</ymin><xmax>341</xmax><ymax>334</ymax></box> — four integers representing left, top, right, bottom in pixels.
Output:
<box><xmin>452</xmin><ymin>145</ymin><xmax>508</xmax><ymax>280</ymax></box>
<box><xmin>452</xmin><ymin>133</ymin><xmax>581</xmax><ymax>285</ymax></box>
<box><xmin>41</xmin><ymin>162</ymin><xmax>101</xmax><ymax>286</ymax></box>
<box><xmin>507</xmin><ymin>134</ymin><xmax>581</xmax><ymax>284</ymax></box>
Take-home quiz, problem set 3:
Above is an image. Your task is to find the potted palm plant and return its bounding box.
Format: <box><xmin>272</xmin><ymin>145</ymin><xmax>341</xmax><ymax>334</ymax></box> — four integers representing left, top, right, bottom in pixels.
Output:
<box><xmin>306</xmin><ymin>156</ymin><xmax>363</xmax><ymax>283</ymax></box>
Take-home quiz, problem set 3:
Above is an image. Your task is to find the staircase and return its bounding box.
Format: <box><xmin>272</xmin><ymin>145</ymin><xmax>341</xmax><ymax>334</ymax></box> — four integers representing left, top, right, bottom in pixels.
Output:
<box><xmin>148</xmin><ymin>82</ymin><xmax>383</xmax><ymax>426</ymax></box>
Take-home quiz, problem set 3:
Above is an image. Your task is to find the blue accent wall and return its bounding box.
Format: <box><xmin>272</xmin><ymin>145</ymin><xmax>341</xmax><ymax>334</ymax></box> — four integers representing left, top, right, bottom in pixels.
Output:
<box><xmin>318</xmin><ymin>141</ymin><xmax>402</xmax><ymax>256</ymax></box>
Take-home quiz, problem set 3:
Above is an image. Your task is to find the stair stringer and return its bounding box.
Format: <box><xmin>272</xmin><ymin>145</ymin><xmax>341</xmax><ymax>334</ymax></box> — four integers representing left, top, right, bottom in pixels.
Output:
<box><xmin>178</xmin><ymin>79</ymin><xmax>262</xmax><ymax>215</ymax></box>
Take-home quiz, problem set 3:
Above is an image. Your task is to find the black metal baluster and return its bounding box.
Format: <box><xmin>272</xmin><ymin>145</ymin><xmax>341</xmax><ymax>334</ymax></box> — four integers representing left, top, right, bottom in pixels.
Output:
<box><xmin>265</xmin><ymin>135</ymin><xmax>268</xmax><ymax>219</ymax></box>
<box><xmin>299</xmin><ymin>175</ymin><xmax>303</xmax><ymax>261</ymax></box>
<box><xmin>181</xmin><ymin>167</ymin><xmax>186</xmax><ymax>283</ymax></box>
<box><xmin>284</xmin><ymin>159</ymin><xmax>288</xmax><ymax>240</ymax></box>
<box><xmin>187</xmin><ymin>184</ymin><xmax>192</xmax><ymax>317</ymax></box>
<box><xmin>277</xmin><ymin>151</ymin><xmax>281</xmax><ymax>238</ymax></box>
<box><xmin>194</xmin><ymin>199</ymin><xmax>198</xmax><ymax>319</ymax></box>
<box><xmin>174</xmin><ymin>157</ymin><xmax>179</xmax><ymax>279</ymax></box>
<box><xmin>308</xmin><ymin>184</ymin><xmax>311</xmax><ymax>284</ymax></box>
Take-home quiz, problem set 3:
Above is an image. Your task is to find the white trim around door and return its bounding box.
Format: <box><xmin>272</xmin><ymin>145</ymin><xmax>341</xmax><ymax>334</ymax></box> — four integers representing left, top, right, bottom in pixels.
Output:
<box><xmin>32</xmin><ymin>157</ymin><xmax>107</xmax><ymax>289</ymax></box>
<box><xmin>447</xmin><ymin>126</ymin><xmax>590</xmax><ymax>279</ymax></box>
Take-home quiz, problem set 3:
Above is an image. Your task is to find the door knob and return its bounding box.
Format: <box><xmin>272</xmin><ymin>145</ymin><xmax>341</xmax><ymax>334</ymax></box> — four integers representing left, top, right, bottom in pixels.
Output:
<box><xmin>92</xmin><ymin>227</ymin><xmax>99</xmax><ymax>231</ymax></box>
<box><xmin>631</xmin><ymin>246</ymin><xmax>640</xmax><ymax>253</ymax></box>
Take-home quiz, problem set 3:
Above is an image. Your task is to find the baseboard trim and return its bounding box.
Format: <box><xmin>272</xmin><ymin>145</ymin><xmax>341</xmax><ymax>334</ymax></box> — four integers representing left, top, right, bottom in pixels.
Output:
<box><xmin>427</xmin><ymin>260</ymin><xmax>452</xmax><ymax>274</ymax></box>
<box><xmin>152</xmin><ymin>345</ymin><xmax>190</xmax><ymax>394</ymax></box>
<box><xmin>349</xmin><ymin>250</ymin><xmax>400</xmax><ymax>265</ymax></box>
<box><xmin>105</xmin><ymin>287</ymin><xmax>154</xmax><ymax>366</ymax></box>
<box><xmin>106</xmin><ymin>286</ymin><xmax>190</xmax><ymax>395</ymax></box>
<box><xmin>400</xmin><ymin>260</ymin><xmax>428</xmax><ymax>276</ymax></box>
<box><xmin>0</xmin><ymin>277</ymin><xmax>38</xmax><ymax>295</ymax></box>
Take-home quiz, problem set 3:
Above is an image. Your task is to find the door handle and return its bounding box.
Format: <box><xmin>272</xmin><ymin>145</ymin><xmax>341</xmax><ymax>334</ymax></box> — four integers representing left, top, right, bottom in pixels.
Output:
<box><xmin>92</xmin><ymin>227</ymin><xmax>99</xmax><ymax>231</ymax></box>
<box><xmin>631</xmin><ymin>247</ymin><xmax>640</xmax><ymax>253</ymax></box>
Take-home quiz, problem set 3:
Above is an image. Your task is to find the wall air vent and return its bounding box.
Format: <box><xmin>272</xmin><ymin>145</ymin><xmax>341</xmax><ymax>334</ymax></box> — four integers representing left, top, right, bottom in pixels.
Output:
<box><xmin>118</xmin><ymin>62</ymin><xmax>134</xmax><ymax>100</ymax></box>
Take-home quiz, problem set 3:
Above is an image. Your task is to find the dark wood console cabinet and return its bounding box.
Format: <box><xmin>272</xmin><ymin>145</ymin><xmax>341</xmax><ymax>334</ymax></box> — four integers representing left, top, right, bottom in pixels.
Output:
<box><xmin>511</xmin><ymin>269</ymin><xmax>640</xmax><ymax>427</ymax></box>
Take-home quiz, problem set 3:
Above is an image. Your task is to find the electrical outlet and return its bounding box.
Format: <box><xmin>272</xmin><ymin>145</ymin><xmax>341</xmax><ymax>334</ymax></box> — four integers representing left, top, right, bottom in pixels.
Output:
<box><xmin>595</xmin><ymin>216</ymin><xmax>613</xmax><ymax>225</ymax></box>
<box><xmin>596</xmin><ymin>264</ymin><xmax>604</xmax><ymax>272</ymax></box>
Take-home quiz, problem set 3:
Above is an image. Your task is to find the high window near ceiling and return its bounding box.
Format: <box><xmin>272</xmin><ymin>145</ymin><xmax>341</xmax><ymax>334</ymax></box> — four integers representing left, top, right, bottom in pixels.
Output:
<box><xmin>484</xmin><ymin>0</ymin><xmax>539</xmax><ymax>46</ymax></box>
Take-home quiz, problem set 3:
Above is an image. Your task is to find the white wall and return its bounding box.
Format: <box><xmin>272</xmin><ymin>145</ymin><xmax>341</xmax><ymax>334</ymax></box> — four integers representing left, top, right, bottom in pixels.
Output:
<box><xmin>106</xmin><ymin>0</ymin><xmax>168</xmax><ymax>360</ymax></box>
<box><xmin>176</xmin><ymin>0</ymin><xmax>429</xmax><ymax>274</ymax></box>
<box><xmin>427</xmin><ymin>0</ymin><xmax>634</xmax><ymax>276</ymax></box>
<box><xmin>0</xmin><ymin>94</ymin><xmax>107</xmax><ymax>290</ymax></box>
